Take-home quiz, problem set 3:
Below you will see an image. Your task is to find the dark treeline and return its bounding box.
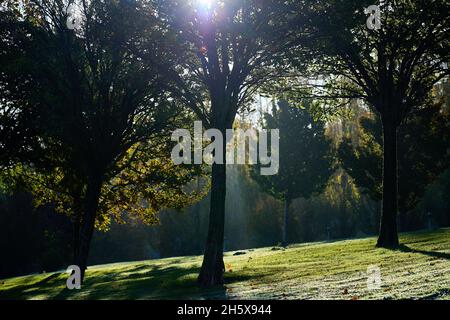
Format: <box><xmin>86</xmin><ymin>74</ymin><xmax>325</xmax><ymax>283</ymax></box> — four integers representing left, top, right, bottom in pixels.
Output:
<box><xmin>2</xmin><ymin>166</ymin><xmax>449</xmax><ymax>279</ymax></box>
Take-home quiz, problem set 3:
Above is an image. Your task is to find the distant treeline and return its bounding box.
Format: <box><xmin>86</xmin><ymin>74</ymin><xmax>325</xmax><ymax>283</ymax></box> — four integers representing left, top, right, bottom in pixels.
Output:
<box><xmin>2</xmin><ymin>165</ymin><xmax>449</xmax><ymax>279</ymax></box>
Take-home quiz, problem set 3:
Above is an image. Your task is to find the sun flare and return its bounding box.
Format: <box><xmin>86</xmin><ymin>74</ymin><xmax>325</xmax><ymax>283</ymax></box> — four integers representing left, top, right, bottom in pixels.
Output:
<box><xmin>196</xmin><ymin>0</ymin><xmax>214</xmax><ymax>9</ymax></box>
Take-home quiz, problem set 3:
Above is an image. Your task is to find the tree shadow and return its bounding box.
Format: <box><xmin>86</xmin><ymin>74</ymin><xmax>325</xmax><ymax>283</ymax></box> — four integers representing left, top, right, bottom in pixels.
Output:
<box><xmin>1</xmin><ymin>260</ymin><xmax>267</xmax><ymax>300</ymax></box>
<box><xmin>0</xmin><ymin>272</ymin><xmax>63</xmax><ymax>300</ymax></box>
<box><xmin>51</xmin><ymin>264</ymin><xmax>264</xmax><ymax>300</ymax></box>
<box><xmin>397</xmin><ymin>244</ymin><xmax>450</xmax><ymax>260</ymax></box>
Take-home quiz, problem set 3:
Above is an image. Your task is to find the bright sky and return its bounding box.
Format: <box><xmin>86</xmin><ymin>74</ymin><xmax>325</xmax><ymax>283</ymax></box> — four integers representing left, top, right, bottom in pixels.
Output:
<box><xmin>196</xmin><ymin>0</ymin><xmax>214</xmax><ymax>9</ymax></box>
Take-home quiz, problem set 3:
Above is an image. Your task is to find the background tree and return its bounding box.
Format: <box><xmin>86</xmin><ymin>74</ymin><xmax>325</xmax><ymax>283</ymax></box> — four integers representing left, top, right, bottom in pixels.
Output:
<box><xmin>0</xmin><ymin>0</ymin><xmax>204</xmax><ymax>281</ymax></box>
<box><xmin>291</xmin><ymin>0</ymin><xmax>450</xmax><ymax>247</ymax></box>
<box><xmin>0</xmin><ymin>187</ymin><xmax>73</xmax><ymax>279</ymax></box>
<box><xmin>150</xmin><ymin>0</ymin><xmax>301</xmax><ymax>285</ymax></box>
<box><xmin>251</xmin><ymin>99</ymin><xmax>333</xmax><ymax>246</ymax></box>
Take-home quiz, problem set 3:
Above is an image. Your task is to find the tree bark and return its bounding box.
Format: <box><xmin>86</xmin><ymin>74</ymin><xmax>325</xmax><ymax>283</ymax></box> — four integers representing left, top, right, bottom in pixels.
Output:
<box><xmin>377</xmin><ymin>119</ymin><xmax>399</xmax><ymax>248</ymax></box>
<box><xmin>76</xmin><ymin>176</ymin><xmax>103</xmax><ymax>282</ymax></box>
<box><xmin>197</xmin><ymin>161</ymin><xmax>227</xmax><ymax>286</ymax></box>
<box><xmin>282</xmin><ymin>198</ymin><xmax>290</xmax><ymax>247</ymax></box>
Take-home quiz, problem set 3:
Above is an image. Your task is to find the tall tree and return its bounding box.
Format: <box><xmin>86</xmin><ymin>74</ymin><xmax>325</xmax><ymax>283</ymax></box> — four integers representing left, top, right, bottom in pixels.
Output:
<box><xmin>150</xmin><ymin>0</ymin><xmax>301</xmax><ymax>285</ymax></box>
<box><xmin>290</xmin><ymin>0</ymin><xmax>449</xmax><ymax>247</ymax></box>
<box><xmin>0</xmin><ymin>0</ymin><xmax>203</xmax><ymax>281</ymax></box>
<box><xmin>339</xmin><ymin>98</ymin><xmax>450</xmax><ymax>221</ymax></box>
<box><xmin>251</xmin><ymin>99</ymin><xmax>333</xmax><ymax>246</ymax></box>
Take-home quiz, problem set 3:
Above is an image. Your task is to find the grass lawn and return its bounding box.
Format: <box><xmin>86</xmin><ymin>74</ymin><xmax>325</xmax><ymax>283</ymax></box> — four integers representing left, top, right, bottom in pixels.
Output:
<box><xmin>1</xmin><ymin>228</ymin><xmax>449</xmax><ymax>300</ymax></box>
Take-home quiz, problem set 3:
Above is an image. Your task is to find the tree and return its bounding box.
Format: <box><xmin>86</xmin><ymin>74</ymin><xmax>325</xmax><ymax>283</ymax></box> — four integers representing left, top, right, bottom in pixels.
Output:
<box><xmin>149</xmin><ymin>0</ymin><xmax>300</xmax><ymax>285</ymax></box>
<box><xmin>339</xmin><ymin>97</ymin><xmax>450</xmax><ymax>224</ymax></box>
<box><xmin>291</xmin><ymin>0</ymin><xmax>449</xmax><ymax>247</ymax></box>
<box><xmin>251</xmin><ymin>99</ymin><xmax>333</xmax><ymax>246</ymax></box>
<box><xmin>0</xmin><ymin>0</ymin><xmax>203</xmax><ymax>281</ymax></box>
<box><xmin>0</xmin><ymin>5</ymin><xmax>41</xmax><ymax>167</ymax></box>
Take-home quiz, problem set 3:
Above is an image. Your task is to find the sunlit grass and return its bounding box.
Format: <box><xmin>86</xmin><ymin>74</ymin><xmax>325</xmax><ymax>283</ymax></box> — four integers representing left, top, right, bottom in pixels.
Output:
<box><xmin>1</xmin><ymin>228</ymin><xmax>449</xmax><ymax>300</ymax></box>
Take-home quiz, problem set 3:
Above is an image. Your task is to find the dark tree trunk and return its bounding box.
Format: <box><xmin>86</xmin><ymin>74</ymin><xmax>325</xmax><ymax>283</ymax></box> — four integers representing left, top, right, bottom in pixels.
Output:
<box><xmin>71</xmin><ymin>193</ymin><xmax>82</xmax><ymax>265</ymax></box>
<box><xmin>76</xmin><ymin>176</ymin><xmax>103</xmax><ymax>282</ymax></box>
<box><xmin>197</xmin><ymin>161</ymin><xmax>226</xmax><ymax>286</ymax></box>
<box><xmin>282</xmin><ymin>198</ymin><xmax>290</xmax><ymax>247</ymax></box>
<box><xmin>377</xmin><ymin>119</ymin><xmax>399</xmax><ymax>248</ymax></box>
<box><xmin>72</xmin><ymin>214</ymin><xmax>80</xmax><ymax>265</ymax></box>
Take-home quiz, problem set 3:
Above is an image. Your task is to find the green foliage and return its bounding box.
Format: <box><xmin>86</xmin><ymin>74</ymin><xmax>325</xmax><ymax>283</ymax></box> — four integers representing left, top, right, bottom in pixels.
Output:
<box><xmin>338</xmin><ymin>101</ymin><xmax>450</xmax><ymax>212</ymax></box>
<box><xmin>0</xmin><ymin>0</ymin><xmax>207</xmax><ymax>231</ymax></box>
<box><xmin>251</xmin><ymin>100</ymin><xmax>334</xmax><ymax>202</ymax></box>
<box><xmin>296</xmin><ymin>0</ymin><xmax>449</xmax><ymax>119</ymax></box>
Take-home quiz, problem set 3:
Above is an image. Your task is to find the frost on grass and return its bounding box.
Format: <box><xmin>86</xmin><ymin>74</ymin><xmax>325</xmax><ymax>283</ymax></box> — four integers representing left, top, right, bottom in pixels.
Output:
<box><xmin>1</xmin><ymin>228</ymin><xmax>449</xmax><ymax>300</ymax></box>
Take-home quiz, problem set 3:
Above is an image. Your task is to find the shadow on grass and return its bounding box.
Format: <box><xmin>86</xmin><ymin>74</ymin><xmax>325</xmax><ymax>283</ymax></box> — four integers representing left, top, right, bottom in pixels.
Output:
<box><xmin>397</xmin><ymin>244</ymin><xmax>450</xmax><ymax>260</ymax></box>
<box><xmin>51</xmin><ymin>265</ymin><xmax>263</xmax><ymax>300</ymax></box>
<box><xmin>0</xmin><ymin>273</ymin><xmax>64</xmax><ymax>300</ymax></box>
<box><xmin>420</xmin><ymin>288</ymin><xmax>450</xmax><ymax>300</ymax></box>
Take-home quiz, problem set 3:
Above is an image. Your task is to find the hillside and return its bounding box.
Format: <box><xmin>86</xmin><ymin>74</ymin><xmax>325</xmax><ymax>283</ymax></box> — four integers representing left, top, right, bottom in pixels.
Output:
<box><xmin>1</xmin><ymin>228</ymin><xmax>449</xmax><ymax>300</ymax></box>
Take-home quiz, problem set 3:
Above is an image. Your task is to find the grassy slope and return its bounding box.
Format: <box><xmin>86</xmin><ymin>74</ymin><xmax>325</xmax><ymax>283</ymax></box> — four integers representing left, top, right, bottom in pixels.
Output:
<box><xmin>0</xmin><ymin>228</ymin><xmax>449</xmax><ymax>300</ymax></box>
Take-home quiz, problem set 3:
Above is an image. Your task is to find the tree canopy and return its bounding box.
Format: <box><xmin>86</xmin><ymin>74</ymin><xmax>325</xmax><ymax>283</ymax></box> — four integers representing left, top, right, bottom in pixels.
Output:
<box><xmin>0</xmin><ymin>0</ymin><xmax>206</xmax><ymax>281</ymax></box>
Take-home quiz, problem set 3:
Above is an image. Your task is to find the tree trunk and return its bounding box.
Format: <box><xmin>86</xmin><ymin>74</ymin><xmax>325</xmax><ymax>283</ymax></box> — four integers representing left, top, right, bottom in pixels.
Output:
<box><xmin>71</xmin><ymin>193</ymin><xmax>82</xmax><ymax>265</ymax></box>
<box><xmin>377</xmin><ymin>119</ymin><xmax>399</xmax><ymax>248</ymax></box>
<box><xmin>198</xmin><ymin>161</ymin><xmax>227</xmax><ymax>286</ymax></box>
<box><xmin>282</xmin><ymin>198</ymin><xmax>290</xmax><ymax>247</ymax></box>
<box><xmin>76</xmin><ymin>176</ymin><xmax>103</xmax><ymax>282</ymax></box>
<box><xmin>72</xmin><ymin>214</ymin><xmax>80</xmax><ymax>265</ymax></box>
